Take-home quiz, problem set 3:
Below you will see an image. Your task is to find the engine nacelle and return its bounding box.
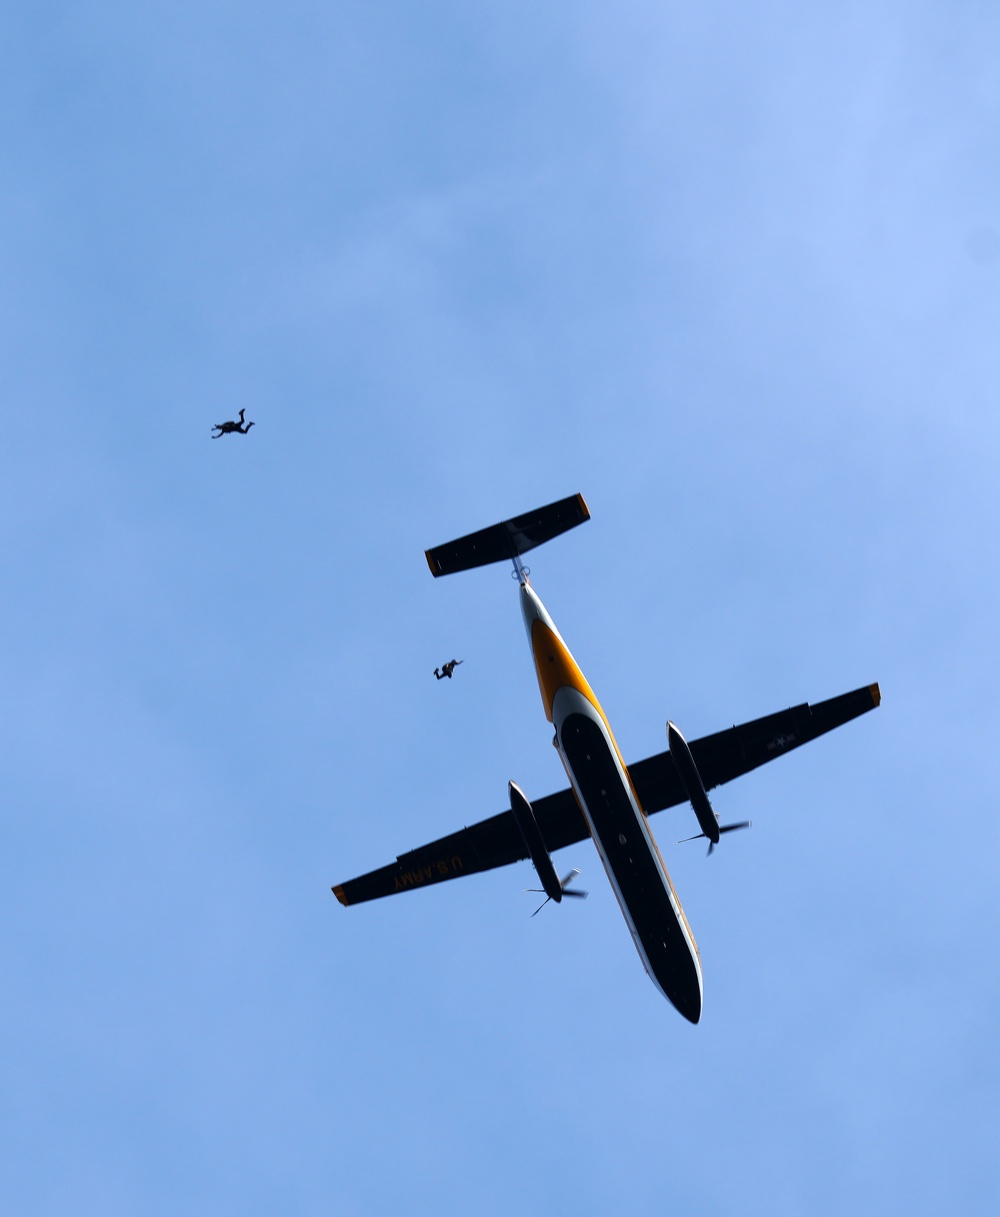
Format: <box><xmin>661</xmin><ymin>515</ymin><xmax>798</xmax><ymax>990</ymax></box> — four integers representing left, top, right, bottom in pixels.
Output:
<box><xmin>667</xmin><ymin>721</ymin><xmax>720</xmax><ymax>844</ymax></box>
<box><xmin>508</xmin><ymin>781</ymin><xmax>564</xmax><ymax>902</ymax></box>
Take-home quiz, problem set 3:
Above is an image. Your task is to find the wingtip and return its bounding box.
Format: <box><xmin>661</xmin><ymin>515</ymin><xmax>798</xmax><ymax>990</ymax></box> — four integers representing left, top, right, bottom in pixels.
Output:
<box><xmin>869</xmin><ymin>682</ymin><xmax>881</xmax><ymax>707</ymax></box>
<box><xmin>332</xmin><ymin>885</ymin><xmax>350</xmax><ymax>907</ymax></box>
<box><xmin>575</xmin><ymin>492</ymin><xmax>591</xmax><ymax>521</ymax></box>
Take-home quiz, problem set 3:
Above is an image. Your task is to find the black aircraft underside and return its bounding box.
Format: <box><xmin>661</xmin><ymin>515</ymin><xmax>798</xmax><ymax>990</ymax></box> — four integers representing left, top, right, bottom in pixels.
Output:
<box><xmin>333</xmin><ymin>683</ymin><xmax>880</xmax><ymax>907</ymax></box>
<box><xmin>560</xmin><ymin>711</ymin><xmax>703</xmax><ymax>1021</ymax></box>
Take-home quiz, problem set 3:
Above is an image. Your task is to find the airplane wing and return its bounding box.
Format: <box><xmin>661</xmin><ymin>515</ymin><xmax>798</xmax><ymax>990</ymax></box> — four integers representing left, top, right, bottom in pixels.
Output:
<box><xmin>628</xmin><ymin>682</ymin><xmax>882</xmax><ymax>811</ymax></box>
<box><xmin>332</xmin><ymin>683</ymin><xmax>880</xmax><ymax>906</ymax></box>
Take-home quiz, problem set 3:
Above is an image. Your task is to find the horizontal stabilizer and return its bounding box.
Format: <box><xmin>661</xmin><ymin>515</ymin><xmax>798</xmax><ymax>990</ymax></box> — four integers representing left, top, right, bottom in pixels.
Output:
<box><xmin>425</xmin><ymin>493</ymin><xmax>590</xmax><ymax>577</ymax></box>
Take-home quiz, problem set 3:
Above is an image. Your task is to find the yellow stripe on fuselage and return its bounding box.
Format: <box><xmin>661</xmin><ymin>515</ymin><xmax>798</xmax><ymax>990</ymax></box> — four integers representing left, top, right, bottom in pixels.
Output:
<box><xmin>530</xmin><ymin>618</ymin><xmax>604</xmax><ymax>723</ymax></box>
<box><xmin>530</xmin><ymin>616</ymin><xmax>638</xmax><ymax>804</ymax></box>
<box><xmin>529</xmin><ymin>617</ymin><xmax>639</xmax><ymax>799</ymax></box>
<box><xmin>531</xmin><ymin>614</ymin><xmax>701</xmax><ymax>966</ymax></box>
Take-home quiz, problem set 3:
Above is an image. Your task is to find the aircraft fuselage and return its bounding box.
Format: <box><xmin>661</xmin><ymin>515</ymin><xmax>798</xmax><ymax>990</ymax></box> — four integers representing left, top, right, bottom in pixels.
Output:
<box><xmin>520</xmin><ymin>582</ymin><xmax>703</xmax><ymax>1022</ymax></box>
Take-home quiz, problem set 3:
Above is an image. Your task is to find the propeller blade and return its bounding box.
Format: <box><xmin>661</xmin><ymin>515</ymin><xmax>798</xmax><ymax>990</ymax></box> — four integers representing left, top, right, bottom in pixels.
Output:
<box><xmin>560</xmin><ymin>869</ymin><xmax>588</xmax><ymax>899</ymax></box>
<box><xmin>528</xmin><ymin>868</ymin><xmax>587</xmax><ymax>913</ymax></box>
<box><xmin>718</xmin><ymin>820</ymin><xmax>752</xmax><ymax>835</ymax></box>
<box><xmin>677</xmin><ymin>832</ymin><xmax>707</xmax><ymax>845</ymax></box>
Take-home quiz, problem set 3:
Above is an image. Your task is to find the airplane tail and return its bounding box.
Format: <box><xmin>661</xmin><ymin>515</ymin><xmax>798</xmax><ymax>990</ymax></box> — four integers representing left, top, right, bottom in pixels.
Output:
<box><xmin>425</xmin><ymin>493</ymin><xmax>590</xmax><ymax>577</ymax></box>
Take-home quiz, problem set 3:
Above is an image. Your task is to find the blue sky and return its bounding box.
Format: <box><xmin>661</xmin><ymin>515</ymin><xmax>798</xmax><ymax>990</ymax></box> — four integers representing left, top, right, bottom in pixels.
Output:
<box><xmin>2</xmin><ymin>2</ymin><xmax>999</xmax><ymax>1213</ymax></box>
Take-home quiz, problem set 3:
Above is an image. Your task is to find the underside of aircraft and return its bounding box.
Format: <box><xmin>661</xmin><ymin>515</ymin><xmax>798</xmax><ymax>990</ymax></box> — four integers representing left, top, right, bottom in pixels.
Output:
<box><xmin>332</xmin><ymin>493</ymin><xmax>880</xmax><ymax>1020</ymax></box>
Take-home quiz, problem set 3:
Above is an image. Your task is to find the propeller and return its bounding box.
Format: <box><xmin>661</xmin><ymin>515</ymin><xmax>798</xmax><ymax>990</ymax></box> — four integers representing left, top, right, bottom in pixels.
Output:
<box><xmin>677</xmin><ymin>820</ymin><xmax>752</xmax><ymax>857</ymax></box>
<box><xmin>527</xmin><ymin>869</ymin><xmax>589</xmax><ymax>916</ymax></box>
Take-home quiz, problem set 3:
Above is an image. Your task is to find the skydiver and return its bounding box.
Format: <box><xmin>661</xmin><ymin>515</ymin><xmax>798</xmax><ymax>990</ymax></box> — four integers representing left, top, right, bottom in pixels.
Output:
<box><xmin>212</xmin><ymin>409</ymin><xmax>256</xmax><ymax>437</ymax></box>
<box><xmin>434</xmin><ymin>659</ymin><xmax>463</xmax><ymax>680</ymax></box>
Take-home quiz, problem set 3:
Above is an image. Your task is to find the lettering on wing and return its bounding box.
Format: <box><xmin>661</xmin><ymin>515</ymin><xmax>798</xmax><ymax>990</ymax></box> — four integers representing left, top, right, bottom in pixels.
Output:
<box><xmin>393</xmin><ymin>855</ymin><xmax>465</xmax><ymax>892</ymax></box>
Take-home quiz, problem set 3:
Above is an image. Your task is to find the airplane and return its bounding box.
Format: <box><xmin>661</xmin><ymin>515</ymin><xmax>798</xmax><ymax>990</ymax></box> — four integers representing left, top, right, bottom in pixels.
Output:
<box><xmin>332</xmin><ymin>494</ymin><xmax>881</xmax><ymax>1023</ymax></box>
